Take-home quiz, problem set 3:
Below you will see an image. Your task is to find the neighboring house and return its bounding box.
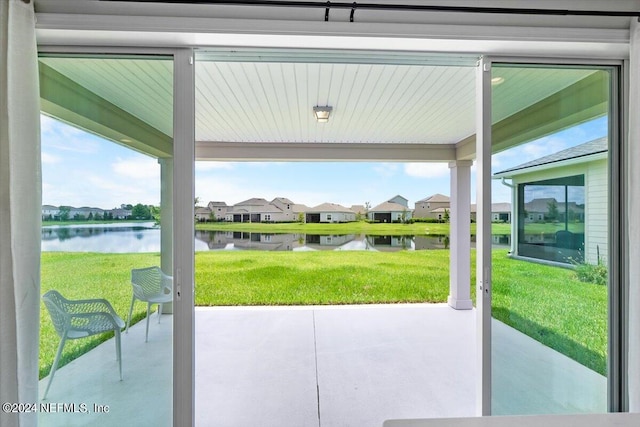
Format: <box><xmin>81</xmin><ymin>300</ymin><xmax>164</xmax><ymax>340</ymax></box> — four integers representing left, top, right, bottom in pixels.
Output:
<box><xmin>41</xmin><ymin>205</ymin><xmax>60</xmax><ymax>220</ymax></box>
<box><xmin>109</xmin><ymin>208</ymin><xmax>132</xmax><ymax>219</ymax></box>
<box><xmin>306</xmin><ymin>203</ymin><xmax>356</xmax><ymax>223</ymax></box>
<box><xmin>207</xmin><ymin>201</ymin><xmax>228</xmax><ymax>221</ymax></box>
<box><xmin>469</xmin><ymin>203</ymin><xmax>513</xmax><ymax>223</ymax></box>
<box><xmin>388</xmin><ymin>195</ymin><xmax>409</xmax><ymax>208</ymax></box>
<box><xmin>291</xmin><ymin>203</ymin><xmax>309</xmax><ymax>221</ymax></box>
<box><xmin>195</xmin><ymin>207</ymin><xmax>212</xmax><ymax>222</ymax></box>
<box><xmin>493</xmin><ymin>137</ymin><xmax>607</xmax><ymax>265</ymax></box>
<box><xmin>490</xmin><ymin>202</ymin><xmax>512</xmax><ymax>223</ymax></box>
<box><xmin>414</xmin><ymin>194</ymin><xmax>451</xmax><ymax>219</ymax></box>
<box><xmin>367</xmin><ymin>202</ymin><xmax>411</xmax><ymax>222</ymax></box>
<box><xmin>70</xmin><ymin>206</ymin><xmax>105</xmax><ymax>219</ymax></box>
<box><xmin>350</xmin><ymin>205</ymin><xmax>366</xmax><ymax>218</ymax></box>
<box><xmin>221</xmin><ymin>197</ymin><xmax>303</xmax><ymax>222</ymax></box>
<box><xmin>269</xmin><ymin>197</ymin><xmax>299</xmax><ymax>222</ymax></box>
<box><xmin>368</xmin><ymin>196</ymin><xmax>412</xmax><ymax>223</ymax></box>
<box><xmin>225</xmin><ymin>198</ymin><xmax>273</xmax><ymax>222</ymax></box>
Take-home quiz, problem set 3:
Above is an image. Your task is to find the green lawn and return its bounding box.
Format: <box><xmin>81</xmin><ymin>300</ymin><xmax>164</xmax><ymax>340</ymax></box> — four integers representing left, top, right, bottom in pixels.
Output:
<box><xmin>40</xmin><ymin>248</ymin><xmax>607</xmax><ymax>379</ymax></box>
<box><xmin>195</xmin><ymin>250</ymin><xmax>458</xmax><ymax>306</ymax></box>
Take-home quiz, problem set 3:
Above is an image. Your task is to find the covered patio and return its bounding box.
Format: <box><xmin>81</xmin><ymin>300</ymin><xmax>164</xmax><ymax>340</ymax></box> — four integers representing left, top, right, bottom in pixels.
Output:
<box><xmin>38</xmin><ymin>304</ymin><xmax>605</xmax><ymax>427</ymax></box>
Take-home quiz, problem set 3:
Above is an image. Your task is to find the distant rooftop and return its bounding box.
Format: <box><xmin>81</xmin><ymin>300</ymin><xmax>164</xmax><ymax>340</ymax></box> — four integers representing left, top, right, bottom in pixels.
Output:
<box><xmin>417</xmin><ymin>193</ymin><xmax>450</xmax><ymax>203</ymax></box>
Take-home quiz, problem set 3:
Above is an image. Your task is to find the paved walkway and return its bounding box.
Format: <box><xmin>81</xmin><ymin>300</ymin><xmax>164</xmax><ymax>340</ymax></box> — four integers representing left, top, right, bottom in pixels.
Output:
<box><xmin>195</xmin><ymin>304</ymin><xmax>476</xmax><ymax>427</ymax></box>
<box><xmin>38</xmin><ymin>304</ymin><xmax>606</xmax><ymax>427</ymax></box>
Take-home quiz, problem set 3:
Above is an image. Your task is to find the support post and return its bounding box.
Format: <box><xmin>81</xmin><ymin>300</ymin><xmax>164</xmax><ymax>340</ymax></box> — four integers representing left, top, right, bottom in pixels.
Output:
<box><xmin>476</xmin><ymin>56</ymin><xmax>493</xmax><ymax>416</ymax></box>
<box><xmin>448</xmin><ymin>160</ymin><xmax>473</xmax><ymax>310</ymax></box>
<box><xmin>160</xmin><ymin>157</ymin><xmax>174</xmax><ymax>313</ymax></box>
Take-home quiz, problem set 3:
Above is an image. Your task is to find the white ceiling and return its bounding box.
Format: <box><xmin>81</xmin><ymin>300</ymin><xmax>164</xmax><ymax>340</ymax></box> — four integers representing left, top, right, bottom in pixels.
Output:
<box><xmin>38</xmin><ymin>49</ymin><xmax>602</xmax><ymax>163</ymax></box>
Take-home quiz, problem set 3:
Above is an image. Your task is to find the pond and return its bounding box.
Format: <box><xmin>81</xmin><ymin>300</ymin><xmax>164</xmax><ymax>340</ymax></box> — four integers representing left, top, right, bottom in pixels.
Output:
<box><xmin>41</xmin><ymin>223</ymin><xmax>511</xmax><ymax>253</ymax></box>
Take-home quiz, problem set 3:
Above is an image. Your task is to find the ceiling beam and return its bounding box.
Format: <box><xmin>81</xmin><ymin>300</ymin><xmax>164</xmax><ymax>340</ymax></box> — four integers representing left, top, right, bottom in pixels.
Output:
<box><xmin>196</xmin><ymin>141</ymin><xmax>456</xmax><ymax>162</ymax></box>
<box><xmin>456</xmin><ymin>71</ymin><xmax>608</xmax><ymax>160</ymax></box>
<box><xmin>39</xmin><ymin>62</ymin><xmax>173</xmax><ymax>158</ymax></box>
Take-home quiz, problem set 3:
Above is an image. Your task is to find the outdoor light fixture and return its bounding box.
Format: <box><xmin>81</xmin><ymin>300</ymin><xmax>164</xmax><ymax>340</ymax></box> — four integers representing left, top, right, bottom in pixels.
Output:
<box><xmin>313</xmin><ymin>106</ymin><xmax>333</xmax><ymax>123</ymax></box>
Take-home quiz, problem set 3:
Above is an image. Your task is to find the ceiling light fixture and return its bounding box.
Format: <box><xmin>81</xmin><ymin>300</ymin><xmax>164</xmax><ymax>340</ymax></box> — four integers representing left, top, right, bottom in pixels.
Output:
<box><xmin>313</xmin><ymin>106</ymin><xmax>333</xmax><ymax>123</ymax></box>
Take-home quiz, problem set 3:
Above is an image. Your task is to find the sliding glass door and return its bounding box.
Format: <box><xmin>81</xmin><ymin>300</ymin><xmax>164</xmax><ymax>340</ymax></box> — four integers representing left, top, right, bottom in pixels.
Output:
<box><xmin>485</xmin><ymin>61</ymin><xmax>620</xmax><ymax>414</ymax></box>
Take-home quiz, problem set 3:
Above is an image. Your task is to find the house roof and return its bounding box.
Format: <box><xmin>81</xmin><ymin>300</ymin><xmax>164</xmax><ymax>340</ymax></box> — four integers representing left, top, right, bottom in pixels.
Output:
<box><xmin>370</xmin><ymin>201</ymin><xmax>409</xmax><ymax>212</ymax></box>
<box><xmin>235</xmin><ymin>198</ymin><xmax>270</xmax><ymax>206</ymax></box>
<box><xmin>350</xmin><ymin>205</ymin><xmax>366</xmax><ymax>214</ymax></box>
<box><xmin>272</xmin><ymin>197</ymin><xmax>294</xmax><ymax>204</ymax></box>
<box><xmin>195</xmin><ymin>207</ymin><xmax>212</xmax><ymax>214</ymax></box>
<box><xmin>308</xmin><ymin>203</ymin><xmax>355</xmax><ymax>213</ymax></box>
<box><xmin>207</xmin><ymin>201</ymin><xmax>227</xmax><ymax>207</ymax></box>
<box><xmin>292</xmin><ymin>204</ymin><xmax>309</xmax><ymax>213</ymax></box>
<box><xmin>494</xmin><ymin>137</ymin><xmax>607</xmax><ymax>177</ymax></box>
<box><xmin>417</xmin><ymin>193</ymin><xmax>450</xmax><ymax>203</ymax></box>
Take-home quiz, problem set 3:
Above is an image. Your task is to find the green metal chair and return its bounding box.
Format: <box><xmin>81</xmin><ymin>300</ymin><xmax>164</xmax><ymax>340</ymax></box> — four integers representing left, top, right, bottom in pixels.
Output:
<box><xmin>42</xmin><ymin>290</ymin><xmax>124</xmax><ymax>399</ymax></box>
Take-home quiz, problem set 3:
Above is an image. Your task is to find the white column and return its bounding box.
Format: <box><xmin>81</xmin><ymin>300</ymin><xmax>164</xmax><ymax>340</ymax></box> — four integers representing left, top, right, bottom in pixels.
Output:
<box><xmin>448</xmin><ymin>160</ymin><xmax>473</xmax><ymax>310</ymax></box>
<box><xmin>159</xmin><ymin>158</ymin><xmax>173</xmax><ymax>313</ymax></box>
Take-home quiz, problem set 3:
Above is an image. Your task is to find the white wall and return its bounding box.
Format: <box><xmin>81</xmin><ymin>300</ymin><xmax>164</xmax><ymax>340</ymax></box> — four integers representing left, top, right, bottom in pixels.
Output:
<box><xmin>585</xmin><ymin>160</ymin><xmax>608</xmax><ymax>264</ymax></box>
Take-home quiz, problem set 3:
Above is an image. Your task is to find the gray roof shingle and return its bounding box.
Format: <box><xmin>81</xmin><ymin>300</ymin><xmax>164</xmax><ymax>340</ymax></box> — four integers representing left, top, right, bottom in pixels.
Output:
<box><xmin>494</xmin><ymin>137</ymin><xmax>607</xmax><ymax>176</ymax></box>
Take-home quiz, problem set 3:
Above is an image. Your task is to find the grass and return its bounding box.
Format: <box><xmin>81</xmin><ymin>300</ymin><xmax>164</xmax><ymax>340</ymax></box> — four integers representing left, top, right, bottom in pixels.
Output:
<box><xmin>195</xmin><ymin>250</ymin><xmax>460</xmax><ymax>306</ymax></box>
<box><xmin>492</xmin><ymin>250</ymin><xmax>607</xmax><ymax>375</ymax></box>
<box><xmin>40</xmin><ymin>248</ymin><xmax>607</xmax><ymax>379</ymax></box>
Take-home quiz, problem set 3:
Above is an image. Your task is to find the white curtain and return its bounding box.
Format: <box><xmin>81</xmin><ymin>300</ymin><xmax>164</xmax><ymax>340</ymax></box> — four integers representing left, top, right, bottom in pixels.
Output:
<box><xmin>0</xmin><ymin>1</ymin><xmax>41</xmax><ymax>426</ymax></box>
<box><xmin>629</xmin><ymin>18</ymin><xmax>640</xmax><ymax>413</ymax></box>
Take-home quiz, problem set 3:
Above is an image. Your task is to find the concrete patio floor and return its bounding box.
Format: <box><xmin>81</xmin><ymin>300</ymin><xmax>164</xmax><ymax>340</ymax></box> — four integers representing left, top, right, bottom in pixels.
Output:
<box><xmin>38</xmin><ymin>304</ymin><xmax>606</xmax><ymax>427</ymax></box>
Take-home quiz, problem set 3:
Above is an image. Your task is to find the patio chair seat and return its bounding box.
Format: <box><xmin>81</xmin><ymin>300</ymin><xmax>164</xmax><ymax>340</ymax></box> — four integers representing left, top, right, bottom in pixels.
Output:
<box><xmin>127</xmin><ymin>266</ymin><xmax>173</xmax><ymax>342</ymax></box>
<box><xmin>42</xmin><ymin>290</ymin><xmax>124</xmax><ymax>399</ymax></box>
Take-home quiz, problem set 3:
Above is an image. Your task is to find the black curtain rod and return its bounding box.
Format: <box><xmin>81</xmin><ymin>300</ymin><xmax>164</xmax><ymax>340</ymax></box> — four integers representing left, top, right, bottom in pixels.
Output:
<box><xmin>103</xmin><ymin>0</ymin><xmax>640</xmax><ymax>18</ymax></box>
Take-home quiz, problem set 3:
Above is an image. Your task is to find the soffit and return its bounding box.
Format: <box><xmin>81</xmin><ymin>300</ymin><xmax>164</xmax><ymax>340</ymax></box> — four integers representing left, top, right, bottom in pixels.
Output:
<box><xmin>39</xmin><ymin>56</ymin><xmax>174</xmax><ymax>137</ymax></box>
<box><xmin>37</xmin><ymin>49</ymin><xmax>604</xmax><ymax>159</ymax></box>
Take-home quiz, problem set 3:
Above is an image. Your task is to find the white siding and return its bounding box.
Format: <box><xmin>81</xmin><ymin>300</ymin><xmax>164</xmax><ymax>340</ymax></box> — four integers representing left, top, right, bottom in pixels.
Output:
<box><xmin>585</xmin><ymin>159</ymin><xmax>608</xmax><ymax>265</ymax></box>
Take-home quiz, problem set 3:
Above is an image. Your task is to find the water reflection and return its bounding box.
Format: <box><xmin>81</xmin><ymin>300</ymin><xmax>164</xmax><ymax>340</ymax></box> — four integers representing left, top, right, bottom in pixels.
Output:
<box><xmin>41</xmin><ymin>224</ymin><xmax>511</xmax><ymax>253</ymax></box>
<box><xmin>41</xmin><ymin>222</ymin><xmax>160</xmax><ymax>253</ymax></box>
<box><xmin>194</xmin><ymin>231</ymin><xmax>498</xmax><ymax>252</ymax></box>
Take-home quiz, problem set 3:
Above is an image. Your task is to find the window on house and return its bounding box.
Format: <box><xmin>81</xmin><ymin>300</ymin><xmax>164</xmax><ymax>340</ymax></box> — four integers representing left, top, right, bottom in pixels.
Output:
<box><xmin>327</xmin><ymin>214</ymin><xmax>332</xmax><ymax>221</ymax></box>
<box><xmin>517</xmin><ymin>175</ymin><xmax>585</xmax><ymax>264</ymax></box>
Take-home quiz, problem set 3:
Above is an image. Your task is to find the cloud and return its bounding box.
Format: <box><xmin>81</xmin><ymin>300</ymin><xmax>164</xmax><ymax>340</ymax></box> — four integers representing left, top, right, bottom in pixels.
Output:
<box><xmin>521</xmin><ymin>137</ymin><xmax>568</xmax><ymax>158</ymax></box>
<box><xmin>404</xmin><ymin>163</ymin><xmax>450</xmax><ymax>178</ymax></box>
<box><xmin>41</xmin><ymin>152</ymin><xmax>61</xmax><ymax>164</ymax></box>
<box><xmin>372</xmin><ymin>163</ymin><xmax>399</xmax><ymax>177</ymax></box>
<box><xmin>112</xmin><ymin>157</ymin><xmax>160</xmax><ymax>180</ymax></box>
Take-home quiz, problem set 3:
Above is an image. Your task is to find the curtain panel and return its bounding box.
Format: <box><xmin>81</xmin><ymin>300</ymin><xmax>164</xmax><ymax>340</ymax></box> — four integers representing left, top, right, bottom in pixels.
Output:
<box><xmin>0</xmin><ymin>1</ymin><xmax>41</xmax><ymax>426</ymax></box>
<box><xmin>629</xmin><ymin>18</ymin><xmax>640</xmax><ymax>413</ymax></box>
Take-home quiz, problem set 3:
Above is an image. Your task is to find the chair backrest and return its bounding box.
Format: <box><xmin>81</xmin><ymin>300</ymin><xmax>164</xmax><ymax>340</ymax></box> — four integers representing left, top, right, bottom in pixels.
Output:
<box><xmin>131</xmin><ymin>266</ymin><xmax>171</xmax><ymax>299</ymax></box>
<box><xmin>42</xmin><ymin>290</ymin><xmax>69</xmax><ymax>338</ymax></box>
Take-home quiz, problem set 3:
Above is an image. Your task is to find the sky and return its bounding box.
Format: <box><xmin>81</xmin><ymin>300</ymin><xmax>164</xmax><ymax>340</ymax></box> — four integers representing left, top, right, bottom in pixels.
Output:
<box><xmin>40</xmin><ymin>115</ymin><xmax>608</xmax><ymax>210</ymax></box>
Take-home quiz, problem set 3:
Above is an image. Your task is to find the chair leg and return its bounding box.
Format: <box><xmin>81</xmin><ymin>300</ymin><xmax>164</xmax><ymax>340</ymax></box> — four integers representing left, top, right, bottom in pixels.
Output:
<box><xmin>115</xmin><ymin>329</ymin><xmax>123</xmax><ymax>381</ymax></box>
<box><xmin>145</xmin><ymin>302</ymin><xmax>151</xmax><ymax>342</ymax></box>
<box><xmin>43</xmin><ymin>335</ymin><xmax>67</xmax><ymax>400</ymax></box>
<box><xmin>126</xmin><ymin>295</ymin><xmax>135</xmax><ymax>334</ymax></box>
